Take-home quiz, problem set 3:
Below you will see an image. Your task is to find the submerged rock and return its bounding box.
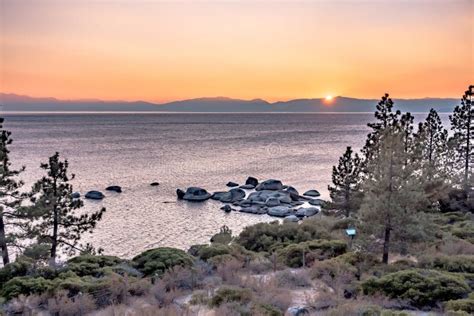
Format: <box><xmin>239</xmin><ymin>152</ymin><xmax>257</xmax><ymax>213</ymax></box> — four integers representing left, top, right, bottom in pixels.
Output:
<box><xmin>106</xmin><ymin>186</ymin><xmax>122</xmax><ymax>193</ymax></box>
<box><xmin>303</xmin><ymin>190</ymin><xmax>320</xmax><ymax>197</ymax></box>
<box><xmin>71</xmin><ymin>192</ymin><xmax>81</xmax><ymax>199</ymax></box>
<box><xmin>85</xmin><ymin>191</ymin><xmax>104</xmax><ymax>200</ymax></box>
<box><xmin>256</xmin><ymin>179</ymin><xmax>283</xmax><ymax>191</ymax></box>
<box><xmin>245</xmin><ymin>176</ymin><xmax>259</xmax><ymax>187</ymax></box>
<box><xmin>226</xmin><ymin>181</ymin><xmax>239</xmax><ymax>187</ymax></box>
<box><xmin>221</xmin><ymin>205</ymin><xmax>233</xmax><ymax>213</ymax></box>
<box><xmin>240</xmin><ymin>206</ymin><xmax>267</xmax><ymax>215</ymax></box>
<box><xmin>150</xmin><ymin>182</ymin><xmax>160</xmax><ymax>186</ymax></box>
<box><xmin>182</xmin><ymin>187</ymin><xmax>212</xmax><ymax>202</ymax></box>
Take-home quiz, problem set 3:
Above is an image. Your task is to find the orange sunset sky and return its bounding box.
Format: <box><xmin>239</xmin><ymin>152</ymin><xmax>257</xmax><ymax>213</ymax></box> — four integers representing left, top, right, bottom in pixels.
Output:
<box><xmin>0</xmin><ymin>0</ymin><xmax>473</xmax><ymax>103</ymax></box>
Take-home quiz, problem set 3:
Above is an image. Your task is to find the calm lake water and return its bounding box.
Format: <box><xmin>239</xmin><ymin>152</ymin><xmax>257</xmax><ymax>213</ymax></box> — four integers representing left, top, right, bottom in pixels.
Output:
<box><xmin>3</xmin><ymin>112</ymin><xmax>443</xmax><ymax>258</ymax></box>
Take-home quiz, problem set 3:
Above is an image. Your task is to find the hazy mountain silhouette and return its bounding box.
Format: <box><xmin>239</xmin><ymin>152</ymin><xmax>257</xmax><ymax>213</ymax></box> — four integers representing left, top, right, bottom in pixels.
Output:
<box><xmin>0</xmin><ymin>93</ymin><xmax>458</xmax><ymax>113</ymax></box>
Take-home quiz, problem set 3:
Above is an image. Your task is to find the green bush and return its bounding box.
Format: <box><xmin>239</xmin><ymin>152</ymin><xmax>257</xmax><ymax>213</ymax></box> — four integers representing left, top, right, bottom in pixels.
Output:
<box><xmin>210</xmin><ymin>286</ymin><xmax>252</xmax><ymax>307</ymax></box>
<box><xmin>66</xmin><ymin>255</ymin><xmax>125</xmax><ymax>277</ymax></box>
<box><xmin>1</xmin><ymin>276</ymin><xmax>53</xmax><ymax>300</ymax></box>
<box><xmin>418</xmin><ymin>255</ymin><xmax>474</xmax><ymax>273</ymax></box>
<box><xmin>445</xmin><ymin>298</ymin><xmax>474</xmax><ymax>313</ymax></box>
<box><xmin>132</xmin><ymin>247</ymin><xmax>194</xmax><ymax>276</ymax></box>
<box><xmin>236</xmin><ymin>219</ymin><xmax>332</xmax><ymax>252</ymax></box>
<box><xmin>196</xmin><ymin>244</ymin><xmax>232</xmax><ymax>261</ymax></box>
<box><xmin>0</xmin><ymin>257</ymin><xmax>34</xmax><ymax>287</ymax></box>
<box><xmin>331</xmin><ymin>218</ymin><xmax>356</xmax><ymax>230</ymax></box>
<box><xmin>362</xmin><ymin>269</ymin><xmax>470</xmax><ymax>307</ymax></box>
<box><xmin>276</xmin><ymin>240</ymin><xmax>347</xmax><ymax>268</ymax></box>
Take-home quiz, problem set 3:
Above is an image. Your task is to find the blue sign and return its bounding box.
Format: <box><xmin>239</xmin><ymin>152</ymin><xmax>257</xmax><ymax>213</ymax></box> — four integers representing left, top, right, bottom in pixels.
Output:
<box><xmin>346</xmin><ymin>228</ymin><xmax>356</xmax><ymax>236</ymax></box>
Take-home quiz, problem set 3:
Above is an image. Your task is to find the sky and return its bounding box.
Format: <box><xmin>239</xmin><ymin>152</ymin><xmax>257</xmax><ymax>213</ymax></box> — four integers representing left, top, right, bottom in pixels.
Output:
<box><xmin>0</xmin><ymin>0</ymin><xmax>472</xmax><ymax>103</ymax></box>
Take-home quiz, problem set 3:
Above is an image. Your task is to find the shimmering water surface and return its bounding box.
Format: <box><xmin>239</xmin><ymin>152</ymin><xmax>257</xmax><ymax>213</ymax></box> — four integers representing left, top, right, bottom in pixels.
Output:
<box><xmin>4</xmin><ymin>112</ymin><xmax>439</xmax><ymax>258</ymax></box>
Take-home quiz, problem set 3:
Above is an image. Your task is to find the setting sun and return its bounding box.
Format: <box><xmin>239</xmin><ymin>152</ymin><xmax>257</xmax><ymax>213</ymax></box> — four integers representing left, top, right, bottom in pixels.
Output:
<box><xmin>325</xmin><ymin>95</ymin><xmax>333</xmax><ymax>101</ymax></box>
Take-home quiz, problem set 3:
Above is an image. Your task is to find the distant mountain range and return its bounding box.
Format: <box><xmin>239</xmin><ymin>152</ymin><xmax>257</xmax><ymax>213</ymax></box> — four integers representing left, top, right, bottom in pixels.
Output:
<box><xmin>0</xmin><ymin>93</ymin><xmax>460</xmax><ymax>113</ymax></box>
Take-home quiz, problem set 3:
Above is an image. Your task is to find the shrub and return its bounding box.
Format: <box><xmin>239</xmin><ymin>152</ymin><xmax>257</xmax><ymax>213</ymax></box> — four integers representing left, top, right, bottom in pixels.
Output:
<box><xmin>132</xmin><ymin>247</ymin><xmax>194</xmax><ymax>276</ymax></box>
<box><xmin>47</xmin><ymin>290</ymin><xmax>96</xmax><ymax>316</ymax></box>
<box><xmin>445</xmin><ymin>298</ymin><xmax>474</xmax><ymax>313</ymax></box>
<box><xmin>0</xmin><ymin>257</ymin><xmax>35</xmax><ymax>287</ymax></box>
<box><xmin>1</xmin><ymin>276</ymin><xmax>53</xmax><ymax>300</ymax></box>
<box><xmin>211</xmin><ymin>225</ymin><xmax>233</xmax><ymax>244</ymax></box>
<box><xmin>236</xmin><ymin>219</ymin><xmax>332</xmax><ymax>253</ymax></box>
<box><xmin>210</xmin><ymin>286</ymin><xmax>252</xmax><ymax>307</ymax></box>
<box><xmin>66</xmin><ymin>255</ymin><xmax>125</xmax><ymax>277</ymax></box>
<box><xmin>274</xmin><ymin>269</ymin><xmax>311</xmax><ymax>288</ymax></box>
<box><xmin>276</xmin><ymin>240</ymin><xmax>347</xmax><ymax>268</ymax></box>
<box><xmin>418</xmin><ymin>255</ymin><xmax>474</xmax><ymax>273</ymax></box>
<box><xmin>195</xmin><ymin>244</ymin><xmax>232</xmax><ymax>261</ymax></box>
<box><xmin>361</xmin><ymin>269</ymin><xmax>470</xmax><ymax>307</ymax></box>
<box><xmin>331</xmin><ymin>218</ymin><xmax>357</xmax><ymax>230</ymax></box>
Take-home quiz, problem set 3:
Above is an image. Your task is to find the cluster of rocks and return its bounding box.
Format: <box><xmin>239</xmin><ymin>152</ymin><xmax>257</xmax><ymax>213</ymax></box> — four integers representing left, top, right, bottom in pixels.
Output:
<box><xmin>81</xmin><ymin>182</ymin><xmax>160</xmax><ymax>200</ymax></box>
<box><xmin>177</xmin><ymin>177</ymin><xmax>322</xmax><ymax>220</ymax></box>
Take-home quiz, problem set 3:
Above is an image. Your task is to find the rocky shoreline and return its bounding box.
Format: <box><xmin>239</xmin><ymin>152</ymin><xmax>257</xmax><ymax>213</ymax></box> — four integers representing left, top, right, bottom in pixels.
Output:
<box><xmin>177</xmin><ymin>177</ymin><xmax>322</xmax><ymax>221</ymax></box>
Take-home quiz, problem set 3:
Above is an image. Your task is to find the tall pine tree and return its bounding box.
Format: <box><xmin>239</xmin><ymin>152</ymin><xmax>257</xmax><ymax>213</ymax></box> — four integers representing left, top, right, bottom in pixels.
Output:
<box><xmin>360</xmin><ymin>127</ymin><xmax>425</xmax><ymax>263</ymax></box>
<box><xmin>29</xmin><ymin>152</ymin><xmax>106</xmax><ymax>265</ymax></box>
<box><xmin>449</xmin><ymin>86</ymin><xmax>473</xmax><ymax>190</ymax></box>
<box><xmin>328</xmin><ymin>146</ymin><xmax>363</xmax><ymax>217</ymax></box>
<box><xmin>0</xmin><ymin>118</ymin><xmax>30</xmax><ymax>265</ymax></box>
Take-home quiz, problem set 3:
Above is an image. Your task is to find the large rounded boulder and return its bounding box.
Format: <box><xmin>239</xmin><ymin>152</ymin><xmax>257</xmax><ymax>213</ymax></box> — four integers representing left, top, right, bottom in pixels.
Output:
<box><xmin>303</xmin><ymin>190</ymin><xmax>320</xmax><ymax>197</ymax></box>
<box><xmin>219</xmin><ymin>188</ymin><xmax>246</xmax><ymax>203</ymax></box>
<box><xmin>182</xmin><ymin>187</ymin><xmax>212</xmax><ymax>201</ymax></box>
<box><xmin>256</xmin><ymin>179</ymin><xmax>283</xmax><ymax>191</ymax></box>
<box><xmin>267</xmin><ymin>206</ymin><xmax>293</xmax><ymax>217</ymax></box>
<box><xmin>85</xmin><ymin>191</ymin><xmax>104</xmax><ymax>200</ymax></box>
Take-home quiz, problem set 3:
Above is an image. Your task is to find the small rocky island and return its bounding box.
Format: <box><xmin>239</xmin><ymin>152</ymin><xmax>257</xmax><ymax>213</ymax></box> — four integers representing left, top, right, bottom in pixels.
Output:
<box><xmin>177</xmin><ymin>177</ymin><xmax>322</xmax><ymax>221</ymax></box>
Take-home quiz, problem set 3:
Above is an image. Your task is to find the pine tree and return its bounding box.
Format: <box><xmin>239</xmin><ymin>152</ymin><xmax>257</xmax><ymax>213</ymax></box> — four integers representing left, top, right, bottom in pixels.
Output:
<box><xmin>414</xmin><ymin>109</ymin><xmax>450</xmax><ymax>205</ymax></box>
<box><xmin>328</xmin><ymin>146</ymin><xmax>363</xmax><ymax>217</ymax></box>
<box><xmin>29</xmin><ymin>152</ymin><xmax>106</xmax><ymax>265</ymax></box>
<box><xmin>360</xmin><ymin>128</ymin><xmax>425</xmax><ymax>264</ymax></box>
<box><xmin>449</xmin><ymin>86</ymin><xmax>473</xmax><ymax>191</ymax></box>
<box><xmin>362</xmin><ymin>93</ymin><xmax>402</xmax><ymax>163</ymax></box>
<box><xmin>0</xmin><ymin>118</ymin><xmax>30</xmax><ymax>265</ymax></box>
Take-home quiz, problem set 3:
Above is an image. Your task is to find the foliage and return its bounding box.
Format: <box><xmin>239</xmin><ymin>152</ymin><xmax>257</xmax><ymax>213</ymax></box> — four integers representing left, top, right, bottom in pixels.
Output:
<box><xmin>236</xmin><ymin>219</ymin><xmax>332</xmax><ymax>252</ymax></box>
<box><xmin>210</xmin><ymin>286</ymin><xmax>253</xmax><ymax>307</ymax></box>
<box><xmin>28</xmin><ymin>153</ymin><xmax>106</xmax><ymax>264</ymax></box>
<box><xmin>66</xmin><ymin>254</ymin><xmax>125</xmax><ymax>277</ymax></box>
<box><xmin>445</xmin><ymin>298</ymin><xmax>474</xmax><ymax>313</ymax></box>
<box><xmin>0</xmin><ymin>117</ymin><xmax>29</xmax><ymax>265</ymax></box>
<box><xmin>1</xmin><ymin>276</ymin><xmax>53</xmax><ymax>300</ymax></box>
<box><xmin>449</xmin><ymin>85</ymin><xmax>473</xmax><ymax>190</ymax></box>
<box><xmin>362</xmin><ymin>269</ymin><xmax>470</xmax><ymax>307</ymax></box>
<box><xmin>132</xmin><ymin>247</ymin><xmax>194</xmax><ymax>277</ymax></box>
<box><xmin>418</xmin><ymin>255</ymin><xmax>474</xmax><ymax>273</ymax></box>
<box><xmin>276</xmin><ymin>239</ymin><xmax>347</xmax><ymax>268</ymax></box>
<box><xmin>0</xmin><ymin>256</ymin><xmax>35</xmax><ymax>287</ymax></box>
<box><xmin>210</xmin><ymin>225</ymin><xmax>233</xmax><ymax>244</ymax></box>
<box><xmin>327</xmin><ymin>146</ymin><xmax>364</xmax><ymax>217</ymax></box>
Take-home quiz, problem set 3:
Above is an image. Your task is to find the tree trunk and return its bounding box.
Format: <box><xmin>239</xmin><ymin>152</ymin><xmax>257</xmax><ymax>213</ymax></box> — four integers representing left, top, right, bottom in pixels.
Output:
<box><xmin>50</xmin><ymin>205</ymin><xmax>58</xmax><ymax>267</ymax></box>
<box><xmin>382</xmin><ymin>226</ymin><xmax>391</xmax><ymax>264</ymax></box>
<box><xmin>0</xmin><ymin>214</ymin><xmax>9</xmax><ymax>265</ymax></box>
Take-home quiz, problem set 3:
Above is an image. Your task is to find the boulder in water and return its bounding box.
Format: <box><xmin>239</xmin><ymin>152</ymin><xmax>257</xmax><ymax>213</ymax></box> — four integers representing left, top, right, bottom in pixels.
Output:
<box><xmin>308</xmin><ymin>199</ymin><xmax>322</xmax><ymax>206</ymax></box>
<box><xmin>239</xmin><ymin>184</ymin><xmax>256</xmax><ymax>189</ymax></box>
<box><xmin>295</xmin><ymin>207</ymin><xmax>319</xmax><ymax>217</ymax></box>
<box><xmin>221</xmin><ymin>205</ymin><xmax>233</xmax><ymax>213</ymax></box>
<box><xmin>71</xmin><ymin>192</ymin><xmax>81</xmax><ymax>199</ymax></box>
<box><xmin>106</xmin><ymin>186</ymin><xmax>122</xmax><ymax>193</ymax></box>
<box><xmin>226</xmin><ymin>181</ymin><xmax>239</xmax><ymax>187</ymax></box>
<box><xmin>256</xmin><ymin>179</ymin><xmax>283</xmax><ymax>191</ymax></box>
<box><xmin>220</xmin><ymin>188</ymin><xmax>246</xmax><ymax>203</ymax></box>
<box><xmin>240</xmin><ymin>206</ymin><xmax>267</xmax><ymax>215</ymax></box>
<box><xmin>265</xmin><ymin>197</ymin><xmax>281</xmax><ymax>207</ymax></box>
<box><xmin>245</xmin><ymin>176</ymin><xmax>259</xmax><ymax>187</ymax></box>
<box><xmin>176</xmin><ymin>189</ymin><xmax>186</xmax><ymax>199</ymax></box>
<box><xmin>150</xmin><ymin>182</ymin><xmax>160</xmax><ymax>186</ymax></box>
<box><xmin>267</xmin><ymin>206</ymin><xmax>293</xmax><ymax>217</ymax></box>
<box><xmin>303</xmin><ymin>190</ymin><xmax>320</xmax><ymax>197</ymax></box>
<box><xmin>85</xmin><ymin>191</ymin><xmax>104</xmax><ymax>200</ymax></box>
<box><xmin>182</xmin><ymin>187</ymin><xmax>212</xmax><ymax>202</ymax></box>
<box><xmin>211</xmin><ymin>191</ymin><xmax>228</xmax><ymax>201</ymax></box>
<box><xmin>284</xmin><ymin>215</ymin><xmax>299</xmax><ymax>222</ymax></box>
